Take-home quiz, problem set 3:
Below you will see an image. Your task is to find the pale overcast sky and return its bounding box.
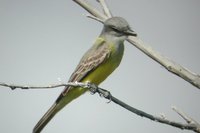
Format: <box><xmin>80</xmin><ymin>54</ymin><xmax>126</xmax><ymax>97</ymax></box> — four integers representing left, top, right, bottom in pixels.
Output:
<box><xmin>0</xmin><ymin>0</ymin><xmax>200</xmax><ymax>133</ymax></box>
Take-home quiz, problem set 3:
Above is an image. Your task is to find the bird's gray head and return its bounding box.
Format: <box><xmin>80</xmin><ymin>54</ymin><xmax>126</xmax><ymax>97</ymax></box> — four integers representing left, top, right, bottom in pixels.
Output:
<box><xmin>100</xmin><ymin>17</ymin><xmax>137</xmax><ymax>40</ymax></box>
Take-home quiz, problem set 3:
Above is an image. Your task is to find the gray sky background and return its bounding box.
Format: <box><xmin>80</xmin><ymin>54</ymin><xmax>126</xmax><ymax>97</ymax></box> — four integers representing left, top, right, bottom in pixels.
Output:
<box><xmin>0</xmin><ymin>0</ymin><xmax>200</xmax><ymax>133</ymax></box>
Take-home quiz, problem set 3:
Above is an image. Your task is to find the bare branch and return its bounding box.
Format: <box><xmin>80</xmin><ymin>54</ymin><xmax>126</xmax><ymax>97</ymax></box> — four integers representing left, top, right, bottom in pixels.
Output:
<box><xmin>96</xmin><ymin>0</ymin><xmax>112</xmax><ymax>18</ymax></box>
<box><xmin>73</xmin><ymin>0</ymin><xmax>200</xmax><ymax>89</ymax></box>
<box><xmin>111</xmin><ymin>96</ymin><xmax>200</xmax><ymax>132</ymax></box>
<box><xmin>127</xmin><ymin>37</ymin><xmax>200</xmax><ymax>89</ymax></box>
<box><xmin>0</xmin><ymin>81</ymin><xmax>87</xmax><ymax>90</ymax></box>
<box><xmin>172</xmin><ymin>106</ymin><xmax>193</xmax><ymax>124</ymax></box>
<box><xmin>73</xmin><ymin>0</ymin><xmax>108</xmax><ymax>20</ymax></box>
<box><xmin>172</xmin><ymin>106</ymin><xmax>200</xmax><ymax>131</ymax></box>
<box><xmin>90</xmin><ymin>84</ymin><xmax>200</xmax><ymax>133</ymax></box>
<box><xmin>1</xmin><ymin>81</ymin><xmax>200</xmax><ymax>132</ymax></box>
<box><xmin>86</xmin><ymin>14</ymin><xmax>104</xmax><ymax>23</ymax></box>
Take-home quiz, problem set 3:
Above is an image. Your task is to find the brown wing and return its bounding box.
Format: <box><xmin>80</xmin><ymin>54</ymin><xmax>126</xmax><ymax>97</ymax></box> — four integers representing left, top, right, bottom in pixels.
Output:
<box><xmin>60</xmin><ymin>40</ymin><xmax>110</xmax><ymax>97</ymax></box>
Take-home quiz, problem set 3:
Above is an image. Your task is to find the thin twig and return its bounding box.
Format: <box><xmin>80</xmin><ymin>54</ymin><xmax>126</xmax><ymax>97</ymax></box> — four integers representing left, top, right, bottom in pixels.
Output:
<box><xmin>172</xmin><ymin>106</ymin><xmax>200</xmax><ymax>128</ymax></box>
<box><xmin>73</xmin><ymin>0</ymin><xmax>200</xmax><ymax>90</ymax></box>
<box><xmin>1</xmin><ymin>81</ymin><xmax>200</xmax><ymax>132</ymax></box>
<box><xmin>172</xmin><ymin>106</ymin><xmax>193</xmax><ymax>124</ymax></box>
<box><xmin>86</xmin><ymin>14</ymin><xmax>104</xmax><ymax>23</ymax></box>
<box><xmin>0</xmin><ymin>81</ymin><xmax>87</xmax><ymax>90</ymax></box>
<box><xmin>73</xmin><ymin>0</ymin><xmax>108</xmax><ymax>20</ymax></box>
<box><xmin>111</xmin><ymin>96</ymin><xmax>199</xmax><ymax>132</ymax></box>
<box><xmin>127</xmin><ymin>36</ymin><xmax>200</xmax><ymax>89</ymax></box>
<box><xmin>96</xmin><ymin>0</ymin><xmax>112</xmax><ymax>17</ymax></box>
<box><xmin>90</xmin><ymin>85</ymin><xmax>200</xmax><ymax>133</ymax></box>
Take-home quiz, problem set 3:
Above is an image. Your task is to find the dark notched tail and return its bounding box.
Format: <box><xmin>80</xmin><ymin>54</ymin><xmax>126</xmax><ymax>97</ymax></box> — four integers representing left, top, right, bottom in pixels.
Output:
<box><xmin>33</xmin><ymin>103</ymin><xmax>58</xmax><ymax>133</ymax></box>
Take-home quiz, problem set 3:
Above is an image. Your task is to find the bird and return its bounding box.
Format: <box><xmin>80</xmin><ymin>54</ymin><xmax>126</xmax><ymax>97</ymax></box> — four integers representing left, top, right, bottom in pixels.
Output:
<box><xmin>33</xmin><ymin>16</ymin><xmax>137</xmax><ymax>133</ymax></box>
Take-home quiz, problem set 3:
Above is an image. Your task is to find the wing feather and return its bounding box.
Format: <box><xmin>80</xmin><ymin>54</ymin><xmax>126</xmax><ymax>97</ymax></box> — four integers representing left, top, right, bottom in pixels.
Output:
<box><xmin>60</xmin><ymin>38</ymin><xmax>110</xmax><ymax>97</ymax></box>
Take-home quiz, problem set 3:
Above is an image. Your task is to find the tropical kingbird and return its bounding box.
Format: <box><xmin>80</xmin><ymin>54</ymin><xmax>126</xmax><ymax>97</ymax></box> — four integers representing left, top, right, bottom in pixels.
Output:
<box><xmin>33</xmin><ymin>17</ymin><xmax>137</xmax><ymax>133</ymax></box>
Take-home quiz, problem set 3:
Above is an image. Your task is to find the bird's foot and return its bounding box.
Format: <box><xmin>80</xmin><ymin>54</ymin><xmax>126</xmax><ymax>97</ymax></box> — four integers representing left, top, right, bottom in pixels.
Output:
<box><xmin>98</xmin><ymin>88</ymin><xmax>112</xmax><ymax>103</ymax></box>
<box><xmin>85</xmin><ymin>81</ymin><xmax>112</xmax><ymax>103</ymax></box>
<box><xmin>85</xmin><ymin>82</ymin><xmax>98</xmax><ymax>95</ymax></box>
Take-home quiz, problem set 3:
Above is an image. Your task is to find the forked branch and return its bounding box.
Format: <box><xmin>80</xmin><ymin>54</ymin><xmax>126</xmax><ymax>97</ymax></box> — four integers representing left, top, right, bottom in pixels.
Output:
<box><xmin>73</xmin><ymin>0</ymin><xmax>200</xmax><ymax>89</ymax></box>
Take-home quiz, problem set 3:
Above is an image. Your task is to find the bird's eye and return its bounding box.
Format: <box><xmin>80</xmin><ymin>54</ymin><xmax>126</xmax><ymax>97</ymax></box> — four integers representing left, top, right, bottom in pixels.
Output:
<box><xmin>111</xmin><ymin>26</ymin><xmax>120</xmax><ymax>32</ymax></box>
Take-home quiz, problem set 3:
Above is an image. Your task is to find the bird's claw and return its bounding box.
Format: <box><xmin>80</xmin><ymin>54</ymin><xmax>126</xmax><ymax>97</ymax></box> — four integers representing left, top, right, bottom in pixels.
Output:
<box><xmin>85</xmin><ymin>82</ymin><xmax>112</xmax><ymax>103</ymax></box>
<box><xmin>85</xmin><ymin>82</ymin><xmax>98</xmax><ymax>95</ymax></box>
<box><xmin>98</xmin><ymin>88</ymin><xmax>112</xmax><ymax>103</ymax></box>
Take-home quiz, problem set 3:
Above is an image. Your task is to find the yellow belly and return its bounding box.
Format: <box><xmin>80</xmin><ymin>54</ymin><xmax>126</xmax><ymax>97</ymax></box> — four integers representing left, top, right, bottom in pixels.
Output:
<box><xmin>57</xmin><ymin>41</ymin><xmax>124</xmax><ymax>109</ymax></box>
<box><xmin>82</xmin><ymin>41</ymin><xmax>124</xmax><ymax>85</ymax></box>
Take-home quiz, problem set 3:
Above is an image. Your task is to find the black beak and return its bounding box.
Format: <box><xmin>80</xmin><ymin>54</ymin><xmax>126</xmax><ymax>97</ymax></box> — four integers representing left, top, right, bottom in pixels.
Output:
<box><xmin>124</xmin><ymin>29</ymin><xmax>137</xmax><ymax>36</ymax></box>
